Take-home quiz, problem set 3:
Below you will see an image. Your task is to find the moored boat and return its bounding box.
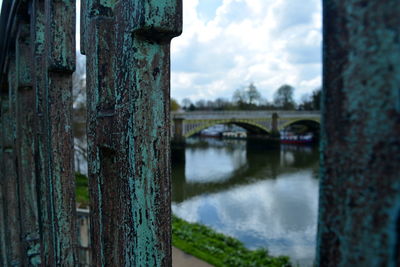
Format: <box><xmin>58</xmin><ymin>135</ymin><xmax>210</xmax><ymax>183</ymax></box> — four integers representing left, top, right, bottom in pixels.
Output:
<box><xmin>280</xmin><ymin>132</ymin><xmax>314</xmax><ymax>144</ymax></box>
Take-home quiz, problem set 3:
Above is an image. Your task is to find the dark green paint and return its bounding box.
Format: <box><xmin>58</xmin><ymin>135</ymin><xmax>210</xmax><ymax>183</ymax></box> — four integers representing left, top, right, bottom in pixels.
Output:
<box><xmin>1</xmin><ymin>0</ymin><xmax>399</xmax><ymax>266</ymax></box>
<box><xmin>44</xmin><ymin>0</ymin><xmax>77</xmax><ymax>265</ymax></box>
<box><xmin>0</xmin><ymin>102</ymin><xmax>6</xmax><ymax>266</ymax></box>
<box><xmin>3</xmin><ymin>56</ymin><xmax>23</xmax><ymax>267</ymax></box>
<box><xmin>31</xmin><ymin>1</ymin><xmax>53</xmax><ymax>265</ymax></box>
<box><xmin>83</xmin><ymin>0</ymin><xmax>182</xmax><ymax>265</ymax></box>
<box><xmin>15</xmin><ymin>22</ymin><xmax>41</xmax><ymax>266</ymax></box>
<box><xmin>317</xmin><ymin>1</ymin><xmax>400</xmax><ymax>266</ymax></box>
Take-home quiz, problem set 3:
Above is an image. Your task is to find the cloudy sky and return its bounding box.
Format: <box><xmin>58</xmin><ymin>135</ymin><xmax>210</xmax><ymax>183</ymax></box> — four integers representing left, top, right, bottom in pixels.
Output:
<box><xmin>171</xmin><ymin>0</ymin><xmax>322</xmax><ymax>103</ymax></box>
<box><xmin>0</xmin><ymin>0</ymin><xmax>322</xmax><ymax>103</ymax></box>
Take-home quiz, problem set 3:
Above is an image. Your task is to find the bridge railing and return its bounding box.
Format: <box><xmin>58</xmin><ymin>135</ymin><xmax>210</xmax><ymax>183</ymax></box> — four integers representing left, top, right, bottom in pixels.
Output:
<box><xmin>171</xmin><ymin>110</ymin><xmax>320</xmax><ymax>120</ymax></box>
<box><xmin>0</xmin><ymin>0</ymin><xmax>182</xmax><ymax>266</ymax></box>
<box><xmin>1</xmin><ymin>1</ymin><xmax>399</xmax><ymax>266</ymax></box>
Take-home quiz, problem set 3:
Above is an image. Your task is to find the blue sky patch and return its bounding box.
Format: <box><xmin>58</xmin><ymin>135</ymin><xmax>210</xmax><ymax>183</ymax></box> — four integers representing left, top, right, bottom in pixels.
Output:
<box><xmin>197</xmin><ymin>0</ymin><xmax>223</xmax><ymax>21</ymax></box>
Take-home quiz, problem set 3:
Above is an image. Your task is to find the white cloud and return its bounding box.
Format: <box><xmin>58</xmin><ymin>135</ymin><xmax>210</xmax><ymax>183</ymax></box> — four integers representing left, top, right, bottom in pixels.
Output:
<box><xmin>171</xmin><ymin>0</ymin><xmax>322</xmax><ymax>103</ymax></box>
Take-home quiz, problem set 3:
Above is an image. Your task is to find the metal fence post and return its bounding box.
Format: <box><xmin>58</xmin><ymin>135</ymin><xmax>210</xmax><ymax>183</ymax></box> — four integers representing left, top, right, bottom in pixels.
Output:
<box><xmin>30</xmin><ymin>0</ymin><xmax>52</xmax><ymax>265</ymax></box>
<box><xmin>44</xmin><ymin>0</ymin><xmax>77</xmax><ymax>264</ymax></box>
<box><xmin>0</xmin><ymin>105</ymin><xmax>6</xmax><ymax>265</ymax></box>
<box><xmin>82</xmin><ymin>1</ymin><xmax>118</xmax><ymax>265</ymax></box>
<box><xmin>0</xmin><ymin>89</ymin><xmax>9</xmax><ymax>266</ymax></box>
<box><xmin>2</xmin><ymin>55</ymin><xmax>23</xmax><ymax>266</ymax></box>
<box><xmin>82</xmin><ymin>0</ymin><xmax>182</xmax><ymax>265</ymax></box>
<box><xmin>317</xmin><ymin>0</ymin><xmax>400</xmax><ymax>266</ymax></box>
<box><xmin>15</xmin><ymin>21</ymin><xmax>41</xmax><ymax>265</ymax></box>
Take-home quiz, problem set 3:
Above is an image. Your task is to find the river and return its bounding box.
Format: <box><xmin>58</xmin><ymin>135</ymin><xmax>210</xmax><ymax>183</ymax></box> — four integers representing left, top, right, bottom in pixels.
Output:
<box><xmin>171</xmin><ymin>137</ymin><xmax>319</xmax><ymax>267</ymax></box>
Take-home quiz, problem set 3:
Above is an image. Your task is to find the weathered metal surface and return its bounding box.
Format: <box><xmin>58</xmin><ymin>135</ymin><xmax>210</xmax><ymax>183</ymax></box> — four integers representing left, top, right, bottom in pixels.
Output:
<box><xmin>15</xmin><ymin>22</ymin><xmax>41</xmax><ymax>265</ymax></box>
<box><xmin>44</xmin><ymin>0</ymin><xmax>77</xmax><ymax>265</ymax></box>
<box><xmin>83</xmin><ymin>0</ymin><xmax>182</xmax><ymax>265</ymax></box>
<box><xmin>84</xmin><ymin>1</ymin><xmax>118</xmax><ymax>266</ymax></box>
<box><xmin>317</xmin><ymin>1</ymin><xmax>400</xmax><ymax>266</ymax></box>
<box><xmin>0</xmin><ymin>184</ymin><xmax>6</xmax><ymax>267</ymax></box>
<box><xmin>3</xmin><ymin>56</ymin><xmax>23</xmax><ymax>267</ymax></box>
<box><xmin>0</xmin><ymin>135</ymin><xmax>6</xmax><ymax>267</ymax></box>
<box><xmin>30</xmin><ymin>1</ymin><xmax>53</xmax><ymax>266</ymax></box>
<box><xmin>0</xmin><ymin>86</ymin><xmax>9</xmax><ymax>266</ymax></box>
<box><xmin>80</xmin><ymin>0</ymin><xmax>87</xmax><ymax>55</ymax></box>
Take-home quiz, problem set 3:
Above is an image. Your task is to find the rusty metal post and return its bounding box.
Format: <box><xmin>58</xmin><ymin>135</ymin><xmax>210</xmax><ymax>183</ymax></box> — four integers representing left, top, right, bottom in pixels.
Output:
<box><xmin>0</xmin><ymin>186</ymin><xmax>5</xmax><ymax>267</ymax></box>
<box><xmin>317</xmin><ymin>0</ymin><xmax>400</xmax><ymax>266</ymax></box>
<box><xmin>15</xmin><ymin>22</ymin><xmax>41</xmax><ymax>265</ymax></box>
<box><xmin>30</xmin><ymin>0</ymin><xmax>52</xmax><ymax>265</ymax></box>
<box><xmin>31</xmin><ymin>0</ymin><xmax>55</xmax><ymax>265</ymax></box>
<box><xmin>0</xmin><ymin>88</ymin><xmax>8</xmax><ymax>266</ymax></box>
<box><xmin>82</xmin><ymin>0</ymin><xmax>182</xmax><ymax>265</ymax></box>
<box><xmin>2</xmin><ymin>55</ymin><xmax>23</xmax><ymax>266</ymax></box>
<box><xmin>44</xmin><ymin>0</ymin><xmax>77</xmax><ymax>264</ymax></box>
<box><xmin>82</xmin><ymin>1</ymin><xmax>118</xmax><ymax>265</ymax></box>
<box><xmin>0</xmin><ymin>146</ymin><xmax>6</xmax><ymax>267</ymax></box>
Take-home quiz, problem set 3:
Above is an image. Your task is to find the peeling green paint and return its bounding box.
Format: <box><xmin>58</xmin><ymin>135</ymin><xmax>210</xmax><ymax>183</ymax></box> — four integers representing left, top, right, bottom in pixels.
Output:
<box><xmin>83</xmin><ymin>0</ymin><xmax>181</xmax><ymax>265</ymax></box>
<box><xmin>43</xmin><ymin>0</ymin><xmax>77</xmax><ymax>265</ymax></box>
<box><xmin>317</xmin><ymin>1</ymin><xmax>400</xmax><ymax>266</ymax></box>
<box><xmin>16</xmin><ymin>21</ymin><xmax>41</xmax><ymax>266</ymax></box>
<box><xmin>2</xmin><ymin>56</ymin><xmax>23</xmax><ymax>267</ymax></box>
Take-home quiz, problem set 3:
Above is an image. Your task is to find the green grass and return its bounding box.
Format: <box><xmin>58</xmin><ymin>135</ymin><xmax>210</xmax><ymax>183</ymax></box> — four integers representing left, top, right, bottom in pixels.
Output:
<box><xmin>75</xmin><ymin>173</ymin><xmax>89</xmax><ymax>208</ymax></box>
<box><xmin>172</xmin><ymin>215</ymin><xmax>291</xmax><ymax>267</ymax></box>
<box><xmin>74</xmin><ymin>173</ymin><xmax>291</xmax><ymax>266</ymax></box>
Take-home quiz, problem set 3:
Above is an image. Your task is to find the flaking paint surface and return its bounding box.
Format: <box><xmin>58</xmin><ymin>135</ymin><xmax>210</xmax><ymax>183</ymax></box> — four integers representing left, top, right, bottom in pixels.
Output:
<box><xmin>317</xmin><ymin>1</ymin><xmax>400</xmax><ymax>266</ymax></box>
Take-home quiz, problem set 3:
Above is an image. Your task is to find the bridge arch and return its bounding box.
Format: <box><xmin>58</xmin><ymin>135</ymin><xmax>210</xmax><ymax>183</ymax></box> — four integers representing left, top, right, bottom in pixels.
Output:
<box><xmin>279</xmin><ymin>119</ymin><xmax>321</xmax><ymax>134</ymax></box>
<box><xmin>184</xmin><ymin>119</ymin><xmax>270</xmax><ymax>138</ymax></box>
<box><xmin>279</xmin><ymin>118</ymin><xmax>320</xmax><ymax>131</ymax></box>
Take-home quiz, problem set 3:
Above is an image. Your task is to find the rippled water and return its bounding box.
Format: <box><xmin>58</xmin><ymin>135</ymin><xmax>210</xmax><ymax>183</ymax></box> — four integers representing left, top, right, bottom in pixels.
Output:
<box><xmin>172</xmin><ymin>137</ymin><xmax>319</xmax><ymax>266</ymax></box>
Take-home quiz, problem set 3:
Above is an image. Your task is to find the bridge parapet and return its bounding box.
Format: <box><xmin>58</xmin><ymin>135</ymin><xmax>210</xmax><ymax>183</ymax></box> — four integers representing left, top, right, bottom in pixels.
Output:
<box><xmin>0</xmin><ymin>0</ymin><xmax>182</xmax><ymax>266</ymax></box>
<box><xmin>172</xmin><ymin>110</ymin><xmax>320</xmax><ymax>119</ymax></box>
<box><xmin>171</xmin><ymin>110</ymin><xmax>321</xmax><ymax>138</ymax></box>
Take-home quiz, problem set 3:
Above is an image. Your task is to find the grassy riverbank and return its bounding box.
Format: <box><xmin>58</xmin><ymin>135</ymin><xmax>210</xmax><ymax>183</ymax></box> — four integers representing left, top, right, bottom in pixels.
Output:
<box><xmin>76</xmin><ymin>173</ymin><xmax>89</xmax><ymax>208</ymax></box>
<box><xmin>75</xmin><ymin>173</ymin><xmax>291</xmax><ymax>266</ymax></box>
<box><xmin>172</xmin><ymin>215</ymin><xmax>291</xmax><ymax>267</ymax></box>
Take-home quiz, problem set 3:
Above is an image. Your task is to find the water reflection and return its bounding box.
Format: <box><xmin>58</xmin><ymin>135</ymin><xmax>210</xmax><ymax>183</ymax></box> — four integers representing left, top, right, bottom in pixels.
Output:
<box><xmin>172</xmin><ymin>137</ymin><xmax>319</xmax><ymax>266</ymax></box>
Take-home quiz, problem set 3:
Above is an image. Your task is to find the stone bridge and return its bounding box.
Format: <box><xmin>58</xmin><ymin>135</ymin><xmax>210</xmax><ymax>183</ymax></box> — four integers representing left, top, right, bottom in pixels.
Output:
<box><xmin>1</xmin><ymin>0</ymin><xmax>399</xmax><ymax>266</ymax></box>
<box><xmin>172</xmin><ymin>110</ymin><xmax>320</xmax><ymax>138</ymax></box>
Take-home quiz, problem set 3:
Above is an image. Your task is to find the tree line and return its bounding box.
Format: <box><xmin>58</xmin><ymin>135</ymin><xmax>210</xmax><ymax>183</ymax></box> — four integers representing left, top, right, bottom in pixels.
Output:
<box><xmin>171</xmin><ymin>83</ymin><xmax>321</xmax><ymax>112</ymax></box>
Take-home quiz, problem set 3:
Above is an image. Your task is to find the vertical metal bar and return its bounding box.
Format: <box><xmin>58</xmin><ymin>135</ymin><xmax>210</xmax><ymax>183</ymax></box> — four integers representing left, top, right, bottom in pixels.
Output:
<box><xmin>84</xmin><ymin>0</ymin><xmax>182</xmax><ymax>265</ymax></box>
<box><xmin>3</xmin><ymin>55</ymin><xmax>23</xmax><ymax>266</ymax></box>
<box><xmin>15</xmin><ymin>22</ymin><xmax>41</xmax><ymax>266</ymax></box>
<box><xmin>83</xmin><ymin>1</ymin><xmax>117</xmax><ymax>265</ymax></box>
<box><xmin>44</xmin><ymin>0</ymin><xmax>77</xmax><ymax>265</ymax></box>
<box><xmin>114</xmin><ymin>1</ymin><xmax>183</xmax><ymax>265</ymax></box>
<box><xmin>317</xmin><ymin>0</ymin><xmax>400</xmax><ymax>266</ymax></box>
<box><xmin>0</xmin><ymin>83</ymin><xmax>8</xmax><ymax>267</ymax></box>
<box><xmin>30</xmin><ymin>1</ymin><xmax>52</xmax><ymax>265</ymax></box>
<box><xmin>80</xmin><ymin>0</ymin><xmax>87</xmax><ymax>55</ymax></box>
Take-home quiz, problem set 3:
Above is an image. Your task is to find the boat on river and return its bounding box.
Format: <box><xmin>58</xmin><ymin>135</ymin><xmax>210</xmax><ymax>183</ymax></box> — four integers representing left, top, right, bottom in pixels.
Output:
<box><xmin>280</xmin><ymin>132</ymin><xmax>314</xmax><ymax>144</ymax></box>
